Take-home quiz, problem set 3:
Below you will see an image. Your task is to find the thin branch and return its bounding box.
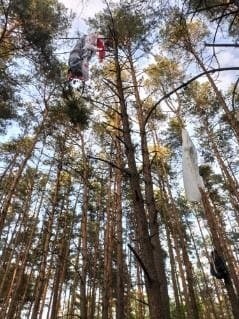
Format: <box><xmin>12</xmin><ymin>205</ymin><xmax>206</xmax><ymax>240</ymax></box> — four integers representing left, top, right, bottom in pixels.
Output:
<box><xmin>102</xmin><ymin>78</ymin><xmax>120</xmax><ymax>98</ymax></box>
<box><xmin>211</xmin><ymin>9</ymin><xmax>239</xmax><ymax>22</ymax></box>
<box><xmin>135</xmin><ymin>297</ymin><xmax>149</xmax><ymax>306</ymax></box>
<box><xmin>229</xmin><ymin>11</ymin><xmax>239</xmax><ymax>31</ymax></box>
<box><xmin>144</xmin><ymin>67</ymin><xmax>239</xmax><ymax>126</ymax></box>
<box><xmin>211</xmin><ymin>6</ymin><xmax>226</xmax><ymax>68</ymax></box>
<box><xmin>232</xmin><ymin>77</ymin><xmax>239</xmax><ymax>111</ymax></box>
<box><xmin>187</xmin><ymin>2</ymin><xmax>232</xmax><ymax>16</ymax></box>
<box><xmin>205</xmin><ymin>42</ymin><xmax>239</xmax><ymax>47</ymax></box>
<box><xmin>57</xmin><ymin>314</ymin><xmax>81</xmax><ymax>318</ymax></box>
<box><xmin>87</xmin><ymin>155</ymin><xmax>130</xmax><ymax>175</ymax></box>
<box><xmin>58</xmin><ymin>37</ymin><xmax>112</xmax><ymax>40</ymax></box>
<box><xmin>127</xmin><ymin>243</ymin><xmax>151</xmax><ymax>282</ymax></box>
<box><xmin>58</xmin><ymin>37</ymin><xmax>82</xmax><ymax>40</ymax></box>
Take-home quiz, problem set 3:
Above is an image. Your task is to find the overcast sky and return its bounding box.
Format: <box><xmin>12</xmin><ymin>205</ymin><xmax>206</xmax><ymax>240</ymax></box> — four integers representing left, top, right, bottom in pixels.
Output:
<box><xmin>60</xmin><ymin>0</ymin><xmax>105</xmax><ymax>17</ymax></box>
<box><xmin>59</xmin><ymin>0</ymin><xmax>106</xmax><ymax>33</ymax></box>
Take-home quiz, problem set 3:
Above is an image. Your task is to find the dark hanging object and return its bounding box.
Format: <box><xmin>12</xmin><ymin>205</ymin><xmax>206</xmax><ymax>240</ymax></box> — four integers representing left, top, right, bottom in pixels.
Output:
<box><xmin>210</xmin><ymin>249</ymin><xmax>229</xmax><ymax>281</ymax></box>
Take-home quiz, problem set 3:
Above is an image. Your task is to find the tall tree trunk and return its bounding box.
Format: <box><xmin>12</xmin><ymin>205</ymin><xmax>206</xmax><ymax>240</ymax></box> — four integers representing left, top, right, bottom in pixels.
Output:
<box><xmin>127</xmin><ymin>46</ymin><xmax>171</xmax><ymax>318</ymax></box>
<box><xmin>200</xmin><ymin>189</ymin><xmax>239</xmax><ymax>318</ymax></box>
<box><xmin>102</xmin><ymin>166</ymin><xmax>114</xmax><ymax>319</ymax></box>
<box><xmin>165</xmin><ymin>225</ymin><xmax>185</xmax><ymax>319</ymax></box>
<box><xmin>67</xmin><ymin>188</ymin><xmax>82</xmax><ymax>318</ymax></box>
<box><xmin>0</xmin><ymin>152</ymin><xmax>18</xmax><ymax>185</ymax></box>
<box><xmin>154</xmin><ymin>130</ymin><xmax>200</xmax><ymax>319</ymax></box>
<box><xmin>113</xmin><ymin>134</ymin><xmax>126</xmax><ymax>319</ymax></box>
<box><xmin>31</xmin><ymin>160</ymin><xmax>62</xmax><ymax>319</ymax></box>
<box><xmin>167</xmin><ymin>193</ymin><xmax>199</xmax><ymax>319</ymax></box>
<box><xmin>0</xmin><ymin>108</ymin><xmax>48</xmax><ymax>235</ymax></box>
<box><xmin>50</xmin><ymin>196</ymin><xmax>71</xmax><ymax>319</ymax></box>
<box><xmin>202</xmin><ymin>116</ymin><xmax>239</xmax><ymax>207</ymax></box>
<box><xmin>1</xmin><ymin>171</ymin><xmax>35</xmax><ymax>317</ymax></box>
<box><xmin>194</xmin><ymin>212</ymin><xmax>232</xmax><ymax>318</ymax></box>
<box><xmin>113</xmin><ymin>39</ymin><xmax>168</xmax><ymax>319</ymax></box>
<box><xmin>185</xmin><ymin>217</ymin><xmax>218</xmax><ymax>319</ymax></box>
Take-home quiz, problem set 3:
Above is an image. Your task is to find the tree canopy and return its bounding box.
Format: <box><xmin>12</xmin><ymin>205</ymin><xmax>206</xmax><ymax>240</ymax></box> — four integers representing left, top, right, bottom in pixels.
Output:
<box><xmin>0</xmin><ymin>0</ymin><xmax>239</xmax><ymax>318</ymax></box>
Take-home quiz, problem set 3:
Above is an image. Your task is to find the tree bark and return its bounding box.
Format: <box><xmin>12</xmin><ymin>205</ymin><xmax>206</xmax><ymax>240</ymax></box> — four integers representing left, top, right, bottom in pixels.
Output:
<box><xmin>127</xmin><ymin>46</ymin><xmax>171</xmax><ymax>318</ymax></box>
<box><xmin>113</xmin><ymin>39</ymin><xmax>168</xmax><ymax>319</ymax></box>
<box><xmin>200</xmin><ymin>188</ymin><xmax>239</xmax><ymax>318</ymax></box>
<box><xmin>0</xmin><ymin>108</ymin><xmax>48</xmax><ymax>236</ymax></box>
<box><xmin>31</xmin><ymin>160</ymin><xmax>62</xmax><ymax>319</ymax></box>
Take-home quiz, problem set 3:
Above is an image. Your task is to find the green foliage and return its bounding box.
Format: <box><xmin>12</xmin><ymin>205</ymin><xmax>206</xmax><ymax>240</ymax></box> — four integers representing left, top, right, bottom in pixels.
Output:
<box><xmin>145</xmin><ymin>56</ymin><xmax>183</xmax><ymax>84</ymax></box>
<box><xmin>88</xmin><ymin>3</ymin><xmax>148</xmax><ymax>48</ymax></box>
<box><xmin>160</xmin><ymin>9</ymin><xmax>209</xmax><ymax>52</ymax></box>
<box><xmin>60</xmin><ymin>84</ymin><xmax>91</xmax><ymax>128</ymax></box>
<box><xmin>144</xmin><ymin>56</ymin><xmax>185</xmax><ymax>97</ymax></box>
<box><xmin>63</xmin><ymin>97</ymin><xmax>90</xmax><ymax>128</ymax></box>
<box><xmin>0</xmin><ymin>68</ymin><xmax>18</xmax><ymax>132</ymax></box>
<box><xmin>13</xmin><ymin>0</ymin><xmax>69</xmax><ymax>47</ymax></box>
<box><xmin>199</xmin><ymin>164</ymin><xmax>227</xmax><ymax>203</ymax></box>
<box><xmin>168</xmin><ymin>117</ymin><xmax>183</xmax><ymax>142</ymax></box>
<box><xmin>182</xmin><ymin>81</ymin><xmax>222</xmax><ymax>119</ymax></box>
<box><xmin>1</xmin><ymin>0</ymin><xmax>70</xmax><ymax>69</ymax></box>
<box><xmin>112</xmin><ymin>6</ymin><xmax>147</xmax><ymax>45</ymax></box>
<box><xmin>0</xmin><ymin>101</ymin><xmax>16</xmax><ymax>132</ymax></box>
<box><xmin>0</xmin><ymin>0</ymin><xmax>72</xmax><ymax>133</ymax></box>
<box><xmin>170</xmin><ymin>301</ymin><xmax>187</xmax><ymax>319</ymax></box>
<box><xmin>185</xmin><ymin>0</ymin><xmax>239</xmax><ymax>38</ymax></box>
<box><xmin>0</xmin><ymin>1</ymin><xmax>238</xmax><ymax>318</ymax></box>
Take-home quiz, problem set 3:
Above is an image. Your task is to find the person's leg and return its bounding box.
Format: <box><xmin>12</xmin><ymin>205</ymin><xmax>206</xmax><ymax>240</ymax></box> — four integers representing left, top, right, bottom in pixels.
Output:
<box><xmin>81</xmin><ymin>58</ymin><xmax>89</xmax><ymax>81</ymax></box>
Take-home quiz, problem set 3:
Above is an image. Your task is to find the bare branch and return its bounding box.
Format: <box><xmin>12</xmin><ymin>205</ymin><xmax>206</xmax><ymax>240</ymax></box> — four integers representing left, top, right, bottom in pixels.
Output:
<box><xmin>232</xmin><ymin>77</ymin><xmax>239</xmax><ymax>111</ymax></box>
<box><xmin>205</xmin><ymin>43</ymin><xmax>239</xmax><ymax>47</ymax></box>
<box><xmin>127</xmin><ymin>243</ymin><xmax>151</xmax><ymax>282</ymax></box>
<box><xmin>87</xmin><ymin>155</ymin><xmax>130</xmax><ymax>175</ymax></box>
<box><xmin>144</xmin><ymin>67</ymin><xmax>239</xmax><ymax>126</ymax></box>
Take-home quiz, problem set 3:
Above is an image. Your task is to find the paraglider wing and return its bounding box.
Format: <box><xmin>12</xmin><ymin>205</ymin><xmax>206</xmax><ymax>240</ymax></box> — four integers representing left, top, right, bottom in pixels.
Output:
<box><xmin>182</xmin><ymin>128</ymin><xmax>204</xmax><ymax>202</ymax></box>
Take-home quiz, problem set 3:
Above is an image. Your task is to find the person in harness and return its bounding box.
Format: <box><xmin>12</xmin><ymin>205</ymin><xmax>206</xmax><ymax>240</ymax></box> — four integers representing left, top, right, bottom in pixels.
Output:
<box><xmin>210</xmin><ymin>249</ymin><xmax>229</xmax><ymax>282</ymax></box>
<box><xmin>68</xmin><ymin>33</ymin><xmax>106</xmax><ymax>82</ymax></box>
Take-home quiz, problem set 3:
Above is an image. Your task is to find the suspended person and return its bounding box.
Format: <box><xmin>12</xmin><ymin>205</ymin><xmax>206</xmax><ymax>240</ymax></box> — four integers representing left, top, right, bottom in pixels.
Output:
<box><xmin>210</xmin><ymin>249</ymin><xmax>229</xmax><ymax>282</ymax></box>
<box><xmin>68</xmin><ymin>33</ymin><xmax>105</xmax><ymax>82</ymax></box>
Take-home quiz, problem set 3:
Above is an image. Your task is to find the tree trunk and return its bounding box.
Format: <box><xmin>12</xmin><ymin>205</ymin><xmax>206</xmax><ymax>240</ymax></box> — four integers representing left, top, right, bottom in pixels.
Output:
<box><xmin>200</xmin><ymin>188</ymin><xmax>239</xmax><ymax>318</ymax></box>
<box><xmin>31</xmin><ymin>160</ymin><xmax>62</xmax><ymax>319</ymax></box>
<box><xmin>102</xmin><ymin>167</ymin><xmax>114</xmax><ymax>319</ymax></box>
<box><xmin>79</xmin><ymin>132</ymin><xmax>90</xmax><ymax>319</ymax></box>
<box><xmin>113</xmin><ymin>40</ymin><xmax>168</xmax><ymax>319</ymax></box>
<box><xmin>127</xmin><ymin>46</ymin><xmax>171</xmax><ymax>318</ymax></box>
<box><xmin>0</xmin><ymin>108</ymin><xmax>48</xmax><ymax>235</ymax></box>
<box><xmin>165</xmin><ymin>225</ymin><xmax>185</xmax><ymax>319</ymax></box>
<box><xmin>50</xmin><ymin>197</ymin><xmax>71</xmax><ymax>319</ymax></box>
<box><xmin>114</xmin><ymin>134</ymin><xmax>126</xmax><ymax>319</ymax></box>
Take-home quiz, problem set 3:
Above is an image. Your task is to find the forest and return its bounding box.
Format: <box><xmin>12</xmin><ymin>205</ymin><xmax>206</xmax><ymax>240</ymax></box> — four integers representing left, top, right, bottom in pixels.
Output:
<box><xmin>0</xmin><ymin>0</ymin><xmax>239</xmax><ymax>318</ymax></box>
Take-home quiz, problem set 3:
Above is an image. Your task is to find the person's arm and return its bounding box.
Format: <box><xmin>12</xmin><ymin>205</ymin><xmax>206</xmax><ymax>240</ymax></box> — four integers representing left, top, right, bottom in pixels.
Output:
<box><xmin>84</xmin><ymin>43</ymin><xmax>100</xmax><ymax>51</ymax></box>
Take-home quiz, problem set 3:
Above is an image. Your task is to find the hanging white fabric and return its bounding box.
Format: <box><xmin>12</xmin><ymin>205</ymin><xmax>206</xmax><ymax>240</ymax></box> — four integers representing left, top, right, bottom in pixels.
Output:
<box><xmin>182</xmin><ymin>128</ymin><xmax>204</xmax><ymax>202</ymax></box>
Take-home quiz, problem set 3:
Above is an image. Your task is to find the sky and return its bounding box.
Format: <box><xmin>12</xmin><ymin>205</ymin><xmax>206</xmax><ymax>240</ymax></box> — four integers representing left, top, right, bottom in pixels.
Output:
<box><xmin>60</xmin><ymin>0</ymin><xmax>105</xmax><ymax>14</ymax></box>
<box><xmin>59</xmin><ymin>0</ymin><xmax>107</xmax><ymax>33</ymax></box>
<box><xmin>205</xmin><ymin>44</ymin><xmax>239</xmax><ymax>90</ymax></box>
